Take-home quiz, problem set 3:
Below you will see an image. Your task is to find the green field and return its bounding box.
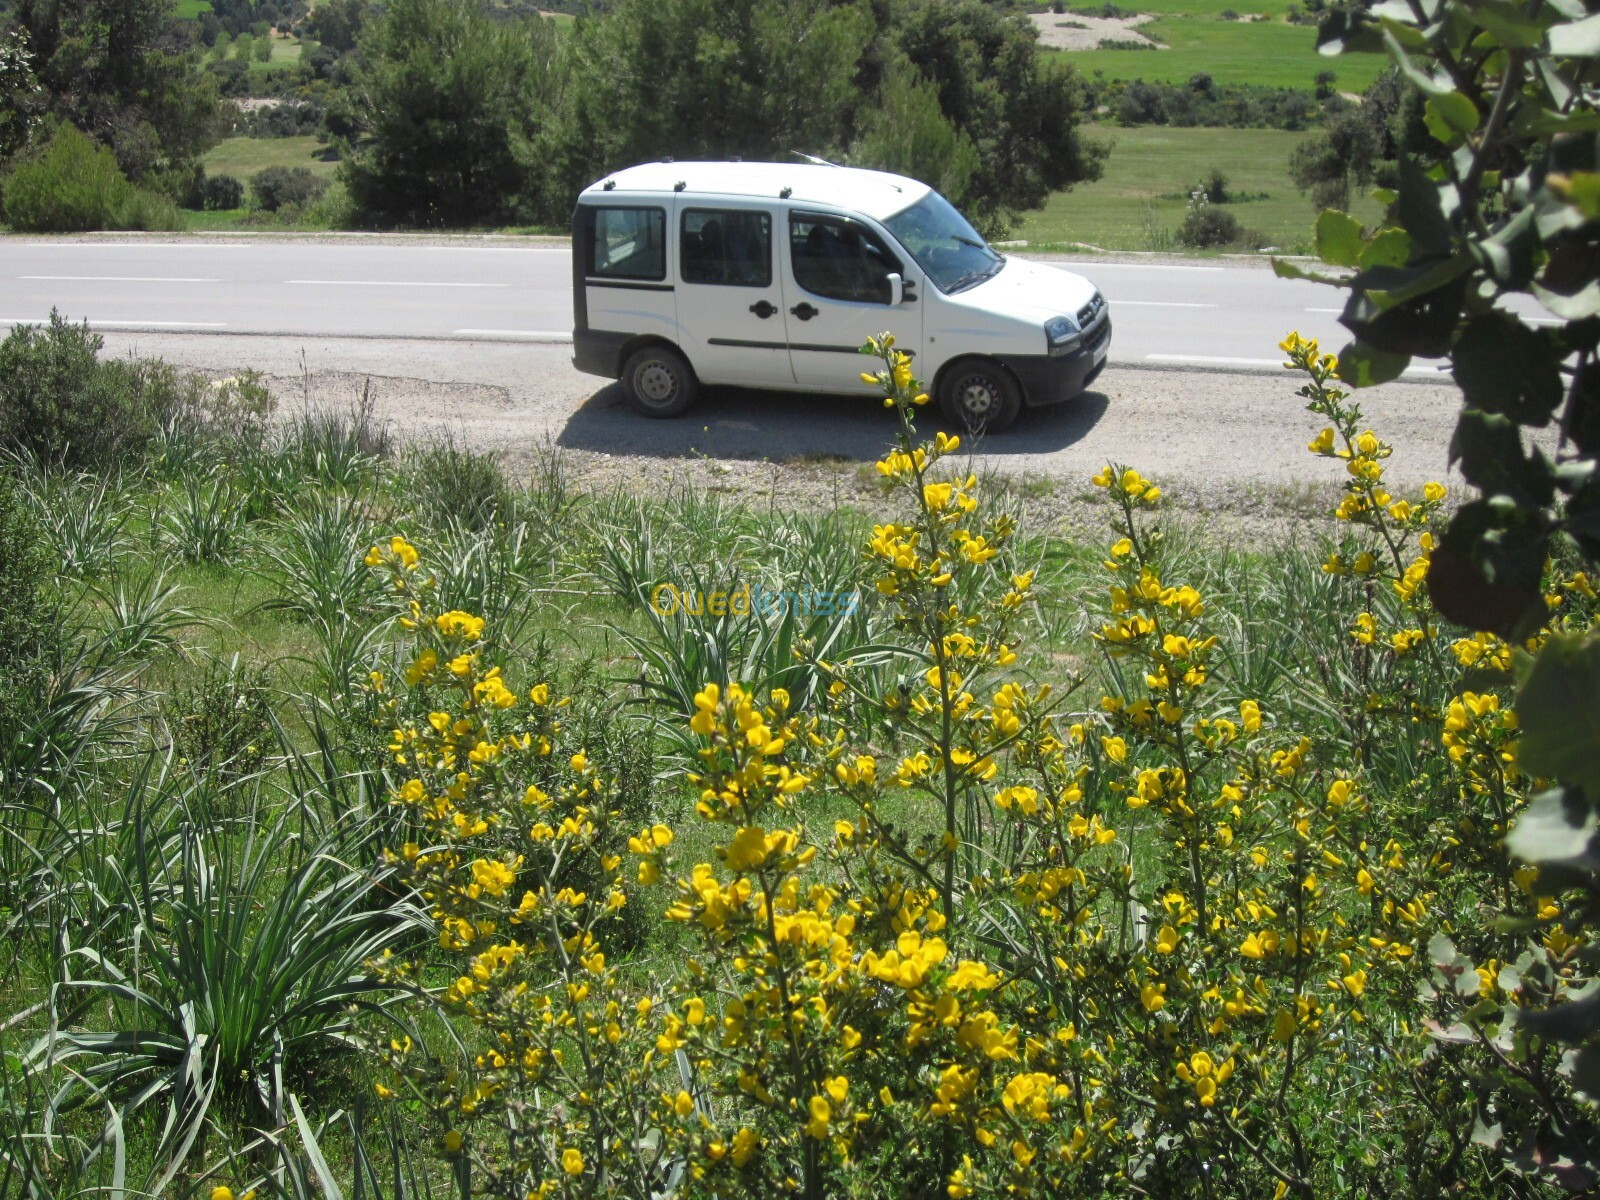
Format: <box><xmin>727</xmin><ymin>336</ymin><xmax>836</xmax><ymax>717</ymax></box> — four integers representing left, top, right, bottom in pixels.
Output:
<box><xmin>202</xmin><ymin>135</ymin><xmax>339</xmax><ymax>181</ymax></box>
<box><xmin>175</xmin><ymin>0</ymin><xmax>213</xmax><ymax>15</ymax></box>
<box><xmin>1015</xmin><ymin>124</ymin><xmax>1382</xmax><ymax>252</ymax></box>
<box><xmin>1054</xmin><ymin>15</ymin><xmax>1385</xmax><ymax>90</ymax></box>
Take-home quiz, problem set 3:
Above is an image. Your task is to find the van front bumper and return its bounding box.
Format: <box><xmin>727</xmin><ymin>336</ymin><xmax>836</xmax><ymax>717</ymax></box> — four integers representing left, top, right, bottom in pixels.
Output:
<box><xmin>997</xmin><ymin>319</ymin><xmax>1112</xmax><ymax>408</ymax></box>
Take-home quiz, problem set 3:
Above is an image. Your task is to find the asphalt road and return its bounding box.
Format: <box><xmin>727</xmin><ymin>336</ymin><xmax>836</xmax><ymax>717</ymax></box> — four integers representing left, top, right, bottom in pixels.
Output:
<box><xmin>0</xmin><ymin>235</ymin><xmax>1501</xmax><ymax>373</ymax></box>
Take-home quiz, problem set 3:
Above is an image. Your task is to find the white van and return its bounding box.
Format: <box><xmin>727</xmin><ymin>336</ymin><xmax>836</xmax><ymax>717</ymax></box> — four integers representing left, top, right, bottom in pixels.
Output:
<box><xmin>570</xmin><ymin>161</ymin><xmax>1109</xmax><ymax>433</ymax></box>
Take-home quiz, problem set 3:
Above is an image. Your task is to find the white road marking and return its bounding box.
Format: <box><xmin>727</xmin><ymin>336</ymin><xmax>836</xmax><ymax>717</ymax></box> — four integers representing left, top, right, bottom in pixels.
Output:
<box><xmin>1113</xmin><ymin>300</ymin><xmax>1217</xmax><ymax>308</ymax></box>
<box><xmin>452</xmin><ymin>328</ymin><xmax>573</xmax><ymax>342</ymax></box>
<box><xmin>35</xmin><ymin>243</ymin><xmax>569</xmax><ymax>252</ymax></box>
<box><xmin>1145</xmin><ymin>353</ymin><xmax>1444</xmax><ymax>377</ymax></box>
<box><xmin>0</xmin><ymin>317</ymin><xmax>225</xmax><ymax>329</ymax></box>
<box><xmin>1073</xmin><ymin>262</ymin><xmax>1226</xmax><ymax>272</ymax></box>
<box><xmin>287</xmin><ymin>279</ymin><xmax>510</xmax><ymax>288</ymax></box>
<box><xmin>20</xmin><ymin>275</ymin><xmax>223</xmax><ymax>283</ymax></box>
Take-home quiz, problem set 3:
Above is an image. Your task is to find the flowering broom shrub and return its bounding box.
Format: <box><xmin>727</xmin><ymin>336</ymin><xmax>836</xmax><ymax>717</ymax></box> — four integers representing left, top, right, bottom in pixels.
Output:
<box><xmin>366</xmin><ymin>334</ymin><xmax>1597</xmax><ymax>1199</ymax></box>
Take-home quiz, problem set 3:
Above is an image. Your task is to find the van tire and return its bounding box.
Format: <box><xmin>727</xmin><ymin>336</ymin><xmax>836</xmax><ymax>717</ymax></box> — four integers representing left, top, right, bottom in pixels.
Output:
<box><xmin>621</xmin><ymin>345</ymin><xmax>697</xmax><ymax>418</ymax></box>
<box><xmin>938</xmin><ymin>357</ymin><xmax>1020</xmax><ymax>434</ymax></box>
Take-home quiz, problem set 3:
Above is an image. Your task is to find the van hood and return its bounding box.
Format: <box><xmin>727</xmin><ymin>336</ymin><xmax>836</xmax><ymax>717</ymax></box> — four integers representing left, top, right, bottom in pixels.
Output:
<box><xmin>945</xmin><ymin>256</ymin><xmax>1100</xmax><ymax>324</ymax></box>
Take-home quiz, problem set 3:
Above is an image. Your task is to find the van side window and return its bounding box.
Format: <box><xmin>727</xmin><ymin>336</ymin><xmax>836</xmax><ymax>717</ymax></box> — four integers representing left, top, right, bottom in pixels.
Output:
<box><xmin>589</xmin><ymin>207</ymin><xmax>666</xmax><ymax>281</ymax></box>
<box><xmin>681</xmin><ymin>209</ymin><xmax>772</xmax><ymax>287</ymax></box>
<box><xmin>789</xmin><ymin>216</ymin><xmax>901</xmax><ymax>305</ymax></box>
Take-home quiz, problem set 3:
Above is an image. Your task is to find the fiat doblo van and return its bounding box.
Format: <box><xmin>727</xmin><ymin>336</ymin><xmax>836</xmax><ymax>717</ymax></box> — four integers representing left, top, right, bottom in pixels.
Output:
<box><xmin>571</xmin><ymin>161</ymin><xmax>1109</xmax><ymax>433</ymax></box>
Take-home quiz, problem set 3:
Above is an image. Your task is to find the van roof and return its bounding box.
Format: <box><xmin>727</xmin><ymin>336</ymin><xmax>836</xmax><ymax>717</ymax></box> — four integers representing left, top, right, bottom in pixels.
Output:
<box><xmin>581</xmin><ymin>161</ymin><xmax>932</xmax><ymax>222</ymax></box>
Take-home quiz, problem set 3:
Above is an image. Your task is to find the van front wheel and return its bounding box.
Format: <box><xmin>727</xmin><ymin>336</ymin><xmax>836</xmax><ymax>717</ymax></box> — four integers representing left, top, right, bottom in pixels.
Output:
<box><xmin>621</xmin><ymin>345</ymin><xmax>697</xmax><ymax>418</ymax></box>
<box><xmin>939</xmin><ymin>358</ymin><xmax>1020</xmax><ymax>434</ymax></box>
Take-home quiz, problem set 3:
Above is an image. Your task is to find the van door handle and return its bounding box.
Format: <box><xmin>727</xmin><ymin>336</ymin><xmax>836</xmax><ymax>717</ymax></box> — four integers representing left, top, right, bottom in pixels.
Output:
<box><xmin>749</xmin><ymin>300</ymin><xmax>777</xmax><ymax>319</ymax></box>
<box><xmin>790</xmin><ymin>302</ymin><xmax>818</xmax><ymax>321</ymax></box>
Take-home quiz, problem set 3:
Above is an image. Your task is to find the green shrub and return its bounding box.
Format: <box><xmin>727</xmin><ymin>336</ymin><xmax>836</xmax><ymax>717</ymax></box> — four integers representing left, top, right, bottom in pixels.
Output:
<box><xmin>1177</xmin><ymin>203</ymin><xmax>1256</xmax><ymax>248</ymax></box>
<box><xmin>201</xmin><ymin>172</ymin><xmax>245</xmax><ymax>209</ymax></box>
<box><xmin>0</xmin><ymin>124</ymin><xmax>187</xmax><ymax>232</ymax></box>
<box><xmin>110</xmin><ymin>186</ymin><xmax>185</xmax><ymax>231</ymax></box>
<box><xmin>0</xmin><ymin>471</ymin><xmax>57</xmax><ymax>740</ymax></box>
<box><xmin>0</xmin><ymin>313</ymin><xmax>183</xmax><ymax>470</ymax></box>
<box><xmin>251</xmin><ymin>164</ymin><xmax>329</xmax><ymax>211</ymax></box>
<box><xmin>405</xmin><ymin>437</ymin><xmax>510</xmax><ymax>531</ymax></box>
<box><xmin>168</xmin><ymin>655</ymin><xmax>275</xmax><ymax>779</ymax></box>
<box><xmin>2</xmin><ymin>125</ymin><xmax>133</xmax><ymax>232</ymax></box>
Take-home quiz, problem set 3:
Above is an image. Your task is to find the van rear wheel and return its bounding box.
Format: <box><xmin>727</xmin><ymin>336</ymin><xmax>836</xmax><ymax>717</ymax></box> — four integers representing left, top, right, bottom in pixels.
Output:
<box><xmin>939</xmin><ymin>358</ymin><xmax>1020</xmax><ymax>434</ymax></box>
<box><xmin>621</xmin><ymin>345</ymin><xmax>697</xmax><ymax>418</ymax></box>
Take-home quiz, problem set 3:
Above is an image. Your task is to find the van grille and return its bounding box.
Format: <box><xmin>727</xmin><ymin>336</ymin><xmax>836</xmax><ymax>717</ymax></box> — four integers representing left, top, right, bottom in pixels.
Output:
<box><xmin>1077</xmin><ymin>291</ymin><xmax>1106</xmax><ymax>330</ymax></box>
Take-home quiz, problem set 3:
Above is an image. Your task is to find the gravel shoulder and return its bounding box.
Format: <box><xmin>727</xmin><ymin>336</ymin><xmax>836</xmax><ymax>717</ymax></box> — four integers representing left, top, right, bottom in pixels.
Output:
<box><xmin>101</xmin><ymin>331</ymin><xmax>1469</xmax><ymax>547</ymax></box>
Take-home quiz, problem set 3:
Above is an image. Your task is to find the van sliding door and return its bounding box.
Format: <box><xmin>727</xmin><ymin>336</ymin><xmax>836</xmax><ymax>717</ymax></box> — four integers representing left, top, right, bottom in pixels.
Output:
<box><xmin>673</xmin><ymin>205</ymin><xmax>793</xmax><ymax>389</ymax></box>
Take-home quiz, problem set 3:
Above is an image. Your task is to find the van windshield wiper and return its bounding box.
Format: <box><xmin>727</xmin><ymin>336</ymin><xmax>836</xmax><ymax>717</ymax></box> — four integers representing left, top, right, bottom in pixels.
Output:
<box><xmin>945</xmin><ymin>258</ymin><xmax>1004</xmax><ymax>293</ymax></box>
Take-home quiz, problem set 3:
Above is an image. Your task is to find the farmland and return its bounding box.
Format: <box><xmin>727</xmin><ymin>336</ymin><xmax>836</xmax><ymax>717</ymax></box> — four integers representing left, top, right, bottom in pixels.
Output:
<box><xmin>1015</xmin><ymin>124</ymin><xmax>1383</xmax><ymax>252</ymax></box>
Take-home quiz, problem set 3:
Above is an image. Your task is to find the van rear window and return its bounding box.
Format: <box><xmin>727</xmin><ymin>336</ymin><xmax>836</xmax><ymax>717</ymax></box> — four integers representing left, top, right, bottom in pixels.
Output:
<box><xmin>588</xmin><ymin>207</ymin><xmax>666</xmax><ymax>281</ymax></box>
<box><xmin>681</xmin><ymin>209</ymin><xmax>771</xmax><ymax>287</ymax></box>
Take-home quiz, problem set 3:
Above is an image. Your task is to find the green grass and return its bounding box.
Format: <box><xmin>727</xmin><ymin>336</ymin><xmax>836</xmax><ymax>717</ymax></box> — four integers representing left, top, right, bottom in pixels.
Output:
<box><xmin>1054</xmin><ymin>14</ymin><xmax>1386</xmax><ymax>90</ymax></box>
<box><xmin>247</xmin><ymin>33</ymin><xmax>306</xmax><ymax>74</ymax></box>
<box><xmin>175</xmin><ymin>0</ymin><xmax>213</xmax><ymax>15</ymax></box>
<box><xmin>202</xmin><ymin>135</ymin><xmax>340</xmax><ymax>181</ymax></box>
<box><xmin>1015</xmin><ymin>124</ymin><xmax>1383</xmax><ymax>251</ymax></box>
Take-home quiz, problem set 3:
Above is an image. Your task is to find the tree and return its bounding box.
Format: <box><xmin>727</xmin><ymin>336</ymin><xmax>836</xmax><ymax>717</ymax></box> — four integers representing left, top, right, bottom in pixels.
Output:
<box><xmin>1</xmin><ymin>0</ymin><xmax>223</xmax><ymax>177</ymax></box>
<box><xmin>889</xmin><ymin>0</ymin><xmax>1104</xmax><ymax>233</ymax></box>
<box><xmin>556</xmin><ymin>0</ymin><xmax>874</xmax><ymax>208</ymax></box>
<box><xmin>852</xmin><ymin>54</ymin><xmax>980</xmax><ymax>209</ymax></box>
<box><xmin>1288</xmin><ymin>68</ymin><xmax>1422</xmax><ymax>211</ymax></box>
<box><xmin>339</xmin><ymin>0</ymin><xmax>561</xmax><ymax>226</ymax></box>
<box><xmin>305</xmin><ymin>0</ymin><xmax>364</xmax><ymax>54</ymax></box>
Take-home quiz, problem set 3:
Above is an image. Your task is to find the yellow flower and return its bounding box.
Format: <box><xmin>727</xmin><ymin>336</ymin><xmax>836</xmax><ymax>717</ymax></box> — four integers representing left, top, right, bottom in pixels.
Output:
<box><xmin>1155</xmin><ymin>925</ymin><xmax>1180</xmax><ymax>954</ymax></box>
<box><xmin>731</xmin><ymin>1127</ymin><xmax>759</xmax><ymax>1167</ymax></box>
<box><xmin>212</xmin><ymin>1189</ymin><xmax>234</xmax><ymax>1200</ymax></box>
<box><xmin>1141</xmin><ymin>982</ymin><xmax>1166</xmax><ymax>1012</ymax></box>
<box><xmin>443</xmin><ymin>1130</ymin><xmax>463</xmax><ymax>1155</ymax></box>
<box><xmin>562</xmin><ymin>1148</ymin><xmax>584</xmax><ymax>1176</ymax></box>
<box><xmin>804</xmin><ymin>1094</ymin><xmax>832</xmax><ymax>1139</ymax></box>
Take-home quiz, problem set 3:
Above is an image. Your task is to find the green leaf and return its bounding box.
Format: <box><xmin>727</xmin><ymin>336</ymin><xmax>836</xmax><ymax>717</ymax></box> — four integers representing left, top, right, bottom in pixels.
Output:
<box><xmin>1452</xmin><ymin>313</ymin><xmax>1564</xmax><ymax>425</ymax></box>
<box><xmin>1506</xmin><ymin>787</ymin><xmax>1597</xmax><ymax>863</ymax></box>
<box><xmin>1317</xmin><ymin>8</ymin><xmax>1387</xmax><ymax>55</ymax></box>
<box><xmin>1333</xmin><ymin>339</ymin><xmax>1409</xmax><ymax>386</ymax></box>
<box><xmin>1315</xmin><ymin>209</ymin><xmax>1365</xmax><ymax>267</ymax></box>
<box><xmin>1397</xmin><ymin>155</ymin><xmax>1454</xmax><ymax>257</ymax></box>
<box><xmin>1471</xmin><ymin>0</ymin><xmax>1551</xmax><ymax>48</ymax></box>
<box><xmin>1430</xmin><ymin>500</ymin><xmax>1548</xmax><ymax>638</ymax></box>
<box><xmin>1548</xmin><ymin>11</ymin><xmax>1600</xmax><ymax>56</ymax></box>
<box><xmin>1359</xmin><ymin>226</ymin><xmax>1411</xmax><ymax>269</ymax></box>
<box><xmin>1473</xmin><ymin>205</ymin><xmax>1538</xmax><ymax>289</ymax></box>
<box><xmin>1515</xmin><ymin>634</ymin><xmax>1600</xmax><ymax>796</ymax></box>
<box><xmin>1380</xmin><ymin>25</ymin><xmax>1455</xmax><ymax>95</ymax></box>
<box><xmin>1551</xmin><ymin>171</ymin><xmax>1600</xmax><ymax>220</ymax></box>
<box><xmin>1271</xmin><ymin>257</ymin><xmax>1346</xmax><ymax>285</ymax></box>
<box><xmin>1425</xmin><ymin>91</ymin><xmax>1482</xmax><ymax>145</ymax></box>
<box><xmin>1450</xmin><ymin>409</ymin><xmax>1558</xmax><ymax>506</ymax></box>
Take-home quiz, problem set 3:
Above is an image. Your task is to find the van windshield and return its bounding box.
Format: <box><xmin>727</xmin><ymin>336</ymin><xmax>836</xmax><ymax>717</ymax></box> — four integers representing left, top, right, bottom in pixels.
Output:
<box><xmin>883</xmin><ymin>191</ymin><xmax>1004</xmax><ymax>294</ymax></box>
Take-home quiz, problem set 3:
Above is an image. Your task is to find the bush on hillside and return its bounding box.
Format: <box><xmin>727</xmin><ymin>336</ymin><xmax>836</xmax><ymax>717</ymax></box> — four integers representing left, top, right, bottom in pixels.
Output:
<box><xmin>0</xmin><ymin>313</ymin><xmax>183</xmax><ymax>470</ymax></box>
<box><xmin>1177</xmin><ymin>203</ymin><xmax>1257</xmax><ymax>248</ymax></box>
<box><xmin>1</xmin><ymin>125</ymin><xmax>186</xmax><ymax>232</ymax></box>
<box><xmin>250</xmin><ymin>164</ymin><xmax>329</xmax><ymax>210</ymax></box>
<box><xmin>2</xmin><ymin>125</ymin><xmax>131</xmax><ymax>231</ymax></box>
<box><xmin>202</xmin><ymin>172</ymin><xmax>246</xmax><ymax>210</ymax></box>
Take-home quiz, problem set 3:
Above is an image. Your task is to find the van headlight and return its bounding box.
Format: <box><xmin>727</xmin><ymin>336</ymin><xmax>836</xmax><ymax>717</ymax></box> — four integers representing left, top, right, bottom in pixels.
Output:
<box><xmin>1045</xmin><ymin>315</ymin><xmax>1080</xmax><ymax>355</ymax></box>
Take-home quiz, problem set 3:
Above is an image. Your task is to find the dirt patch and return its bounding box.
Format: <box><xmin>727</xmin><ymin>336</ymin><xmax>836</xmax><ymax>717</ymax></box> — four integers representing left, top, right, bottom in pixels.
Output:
<box><xmin>1028</xmin><ymin>11</ymin><xmax>1163</xmax><ymax>50</ymax></box>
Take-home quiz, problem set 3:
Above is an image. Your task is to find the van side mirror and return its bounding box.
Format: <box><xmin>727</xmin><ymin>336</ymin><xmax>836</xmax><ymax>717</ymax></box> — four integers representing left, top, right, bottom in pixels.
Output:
<box><xmin>886</xmin><ymin>272</ymin><xmax>904</xmax><ymax>306</ymax></box>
